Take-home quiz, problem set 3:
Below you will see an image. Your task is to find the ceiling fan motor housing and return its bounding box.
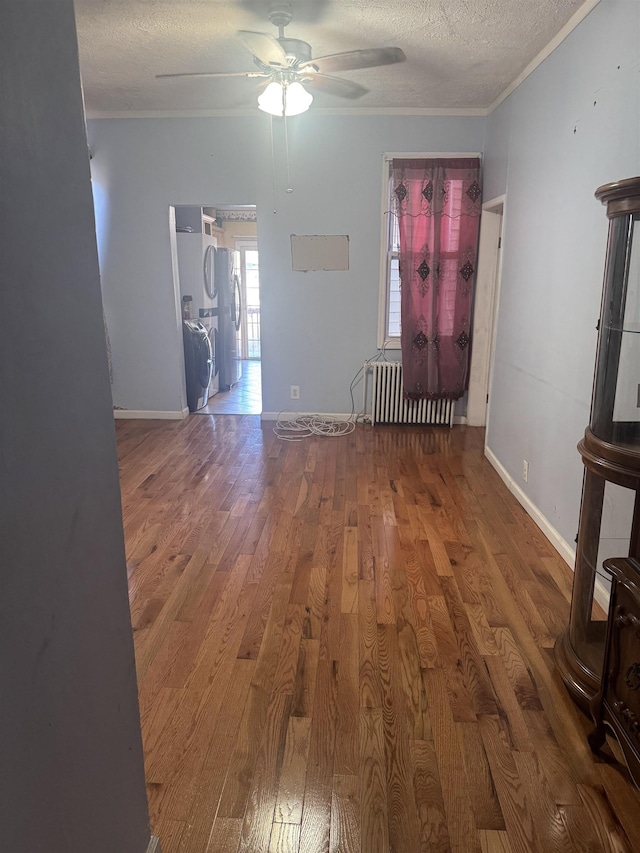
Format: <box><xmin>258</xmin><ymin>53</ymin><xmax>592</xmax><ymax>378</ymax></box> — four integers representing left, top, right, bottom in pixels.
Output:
<box><xmin>277</xmin><ymin>38</ymin><xmax>313</xmax><ymax>66</ymax></box>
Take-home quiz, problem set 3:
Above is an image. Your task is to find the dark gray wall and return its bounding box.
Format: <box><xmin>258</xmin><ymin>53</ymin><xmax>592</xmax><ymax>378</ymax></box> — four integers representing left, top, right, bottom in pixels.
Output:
<box><xmin>0</xmin><ymin>3</ymin><xmax>151</xmax><ymax>850</ymax></box>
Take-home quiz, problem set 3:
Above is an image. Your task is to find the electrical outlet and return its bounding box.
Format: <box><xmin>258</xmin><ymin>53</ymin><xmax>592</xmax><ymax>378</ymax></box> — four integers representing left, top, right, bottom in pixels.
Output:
<box><xmin>290</xmin><ymin>385</ymin><xmax>300</xmax><ymax>400</ymax></box>
<box><xmin>522</xmin><ymin>459</ymin><xmax>529</xmax><ymax>483</ymax></box>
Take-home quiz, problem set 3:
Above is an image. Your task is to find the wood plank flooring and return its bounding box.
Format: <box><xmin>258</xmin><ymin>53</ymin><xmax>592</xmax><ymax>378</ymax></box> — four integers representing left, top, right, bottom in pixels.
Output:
<box><xmin>116</xmin><ymin>415</ymin><xmax>640</xmax><ymax>853</ymax></box>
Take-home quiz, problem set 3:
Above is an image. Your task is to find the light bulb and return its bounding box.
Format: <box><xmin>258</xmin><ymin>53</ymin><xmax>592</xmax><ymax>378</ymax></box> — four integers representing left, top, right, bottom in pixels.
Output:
<box><xmin>283</xmin><ymin>81</ymin><xmax>313</xmax><ymax>116</ymax></box>
<box><xmin>258</xmin><ymin>81</ymin><xmax>285</xmax><ymax>116</ymax></box>
<box><xmin>257</xmin><ymin>80</ymin><xmax>313</xmax><ymax>117</ymax></box>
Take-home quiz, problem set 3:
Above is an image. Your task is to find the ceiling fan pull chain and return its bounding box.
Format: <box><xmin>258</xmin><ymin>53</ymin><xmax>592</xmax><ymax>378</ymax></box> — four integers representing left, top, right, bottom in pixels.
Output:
<box><xmin>284</xmin><ymin>103</ymin><xmax>293</xmax><ymax>194</ymax></box>
<box><xmin>270</xmin><ymin>114</ymin><xmax>278</xmax><ymax>213</ymax></box>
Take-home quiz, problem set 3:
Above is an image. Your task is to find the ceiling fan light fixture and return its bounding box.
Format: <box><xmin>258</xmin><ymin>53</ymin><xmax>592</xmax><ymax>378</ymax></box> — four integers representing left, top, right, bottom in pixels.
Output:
<box><xmin>284</xmin><ymin>81</ymin><xmax>313</xmax><ymax>115</ymax></box>
<box><xmin>257</xmin><ymin>81</ymin><xmax>284</xmax><ymax>115</ymax></box>
<box><xmin>258</xmin><ymin>80</ymin><xmax>313</xmax><ymax>117</ymax></box>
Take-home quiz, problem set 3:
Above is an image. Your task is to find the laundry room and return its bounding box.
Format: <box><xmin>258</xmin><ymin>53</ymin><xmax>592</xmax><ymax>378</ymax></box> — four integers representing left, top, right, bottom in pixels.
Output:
<box><xmin>170</xmin><ymin>204</ymin><xmax>261</xmax><ymax>416</ymax></box>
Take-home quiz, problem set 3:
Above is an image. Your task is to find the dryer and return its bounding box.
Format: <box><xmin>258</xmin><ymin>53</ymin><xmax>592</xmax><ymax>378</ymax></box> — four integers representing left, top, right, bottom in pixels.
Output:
<box><xmin>182</xmin><ymin>320</ymin><xmax>213</xmax><ymax>412</ymax></box>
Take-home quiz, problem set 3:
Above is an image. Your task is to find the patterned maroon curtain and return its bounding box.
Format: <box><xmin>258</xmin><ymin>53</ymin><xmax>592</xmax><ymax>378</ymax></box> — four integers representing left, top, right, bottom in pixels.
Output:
<box><xmin>393</xmin><ymin>158</ymin><xmax>481</xmax><ymax>400</ymax></box>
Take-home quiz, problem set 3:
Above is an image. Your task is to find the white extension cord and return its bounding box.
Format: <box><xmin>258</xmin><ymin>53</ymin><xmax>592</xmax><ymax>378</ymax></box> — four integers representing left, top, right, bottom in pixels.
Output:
<box><xmin>273</xmin><ymin>413</ymin><xmax>355</xmax><ymax>441</ymax></box>
<box><xmin>273</xmin><ymin>348</ymin><xmax>396</xmax><ymax>441</ymax></box>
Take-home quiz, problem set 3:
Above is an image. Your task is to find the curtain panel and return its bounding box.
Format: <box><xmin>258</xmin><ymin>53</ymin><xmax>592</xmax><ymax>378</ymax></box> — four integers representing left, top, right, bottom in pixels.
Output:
<box><xmin>393</xmin><ymin>158</ymin><xmax>482</xmax><ymax>400</ymax></box>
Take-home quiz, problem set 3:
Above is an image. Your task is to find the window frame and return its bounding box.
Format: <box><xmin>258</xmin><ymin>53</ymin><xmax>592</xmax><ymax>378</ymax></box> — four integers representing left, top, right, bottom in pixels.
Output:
<box><xmin>377</xmin><ymin>152</ymin><xmax>482</xmax><ymax>350</ymax></box>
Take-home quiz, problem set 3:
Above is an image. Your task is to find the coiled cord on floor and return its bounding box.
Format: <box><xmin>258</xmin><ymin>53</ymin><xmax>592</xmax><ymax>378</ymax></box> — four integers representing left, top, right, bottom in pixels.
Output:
<box><xmin>273</xmin><ymin>348</ymin><xmax>398</xmax><ymax>440</ymax></box>
<box><xmin>273</xmin><ymin>412</ymin><xmax>356</xmax><ymax>441</ymax></box>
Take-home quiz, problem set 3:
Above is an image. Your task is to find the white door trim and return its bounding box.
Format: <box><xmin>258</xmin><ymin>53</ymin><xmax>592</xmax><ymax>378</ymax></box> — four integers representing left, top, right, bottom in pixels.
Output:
<box><xmin>467</xmin><ymin>195</ymin><xmax>505</xmax><ymax>427</ymax></box>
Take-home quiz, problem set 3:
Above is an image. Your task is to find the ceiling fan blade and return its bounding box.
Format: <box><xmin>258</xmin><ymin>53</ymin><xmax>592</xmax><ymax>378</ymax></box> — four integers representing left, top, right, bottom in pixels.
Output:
<box><xmin>236</xmin><ymin>30</ymin><xmax>288</xmax><ymax>66</ymax></box>
<box><xmin>156</xmin><ymin>71</ymin><xmax>268</xmax><ymax>80</ymax></box>
<box><xmin>299</xmin><ymin>46</ymin><xmax>405</xmax><ymax>74</ymax></box>
<box><xmin>304</xmin><ymin>73</ymin><xmax>369</xmax><ymax>100</ymax></box>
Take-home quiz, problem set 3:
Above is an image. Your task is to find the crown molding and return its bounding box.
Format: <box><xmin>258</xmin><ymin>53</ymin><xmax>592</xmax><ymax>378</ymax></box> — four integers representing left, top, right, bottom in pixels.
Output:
<box><xmin>85</xmin><ymin>106</ymin><xmax>488</xmax><ymax>120</ymax></box>
<box><xmin>86</xmin><ymin>109</ymin><xmax>258</xmax><ymax>119</ymax></box>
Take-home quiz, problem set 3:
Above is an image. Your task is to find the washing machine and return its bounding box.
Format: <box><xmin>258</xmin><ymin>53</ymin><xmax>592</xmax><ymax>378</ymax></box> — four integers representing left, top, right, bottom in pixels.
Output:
<box><xmin>182</xmin><ymin>320</ymin><xmax>213</xmax><ymax>412</ymax></box>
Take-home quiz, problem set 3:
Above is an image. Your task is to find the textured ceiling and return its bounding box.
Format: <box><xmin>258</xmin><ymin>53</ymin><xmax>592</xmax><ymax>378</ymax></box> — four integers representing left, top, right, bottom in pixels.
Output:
<box><xmin>74</xmin><ymin>0</ymin><xmax>592</xmax><ymax>116</ymax></box>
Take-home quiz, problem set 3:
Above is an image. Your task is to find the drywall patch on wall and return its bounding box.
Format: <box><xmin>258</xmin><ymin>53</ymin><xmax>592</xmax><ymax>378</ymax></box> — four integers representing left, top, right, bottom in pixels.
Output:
<box><xmin>291</xmin><ymin>234</ymin><xmax>349</xmax><ymax>271</ymax></box>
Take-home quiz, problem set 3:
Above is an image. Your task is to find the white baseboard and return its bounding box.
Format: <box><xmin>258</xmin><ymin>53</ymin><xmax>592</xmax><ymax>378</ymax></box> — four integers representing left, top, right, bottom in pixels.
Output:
<box><xmin>484</xmin><ymin>444</ymin><xmax>575</xmax><ymax>567</ymax></box>
<box><xmin>261</xmin><ymin>411</ymin><xmax>354</xmax><ymax>422</ymax></box>
<box><xmin>262</xmin><ymin>412</ymin><xmax>467</xmax><ymax>426</ymax></box>
<box><xmin>453</xmin><ymin>415</ymin><xmax>468</xmax><ymax>426</ymax></box>
<box><xmin>146</xmin><ymin>836</ymin><xmax>161</xmax><ymax>853</ymax></box>
<box><xmin>114</xmin><ymin>408</ymin><xmax>189</xmax><ymax>420</ymax></box>
<box><xmin>484</xmin><ymin>444</ymin><xmax>611</xmax><ymax>611</ymax></box>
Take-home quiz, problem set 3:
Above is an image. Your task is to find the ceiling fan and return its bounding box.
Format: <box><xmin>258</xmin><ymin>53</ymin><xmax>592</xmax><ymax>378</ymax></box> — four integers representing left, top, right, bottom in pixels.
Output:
<box><xmin>156</xmin><ymin>2</ymin><xmax>406</xmax><ymax>116</ymax></box>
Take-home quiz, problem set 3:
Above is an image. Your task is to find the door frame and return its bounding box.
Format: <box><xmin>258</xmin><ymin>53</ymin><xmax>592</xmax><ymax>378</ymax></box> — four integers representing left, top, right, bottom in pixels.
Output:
<box><xmin>467</xmin><ymin>195</ymin><xmax>505</xmax><ymax>427</ymax></box>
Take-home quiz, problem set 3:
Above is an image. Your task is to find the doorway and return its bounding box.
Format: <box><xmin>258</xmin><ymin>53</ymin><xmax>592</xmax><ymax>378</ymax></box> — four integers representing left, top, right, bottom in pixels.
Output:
<box><xmin>170</xmin><ymin>203</ymin><xmax>262</xmax><ymax>416</ymax></box>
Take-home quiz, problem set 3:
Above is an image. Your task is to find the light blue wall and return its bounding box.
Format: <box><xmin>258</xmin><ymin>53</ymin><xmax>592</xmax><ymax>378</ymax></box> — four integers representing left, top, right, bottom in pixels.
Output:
<box><xmin>482</xmin><ymin>96</ymin><xmax>511</xmax><ymax>203</ymax></box>
<box><xmin>484</xmin><ymin>0</ymin><xmax>640</xmax><ymax>551</ymax></box>
<box><xmin>88</xmin><ymin>114</ymin><xmax>486</xmax><ymax>414</ymax></box>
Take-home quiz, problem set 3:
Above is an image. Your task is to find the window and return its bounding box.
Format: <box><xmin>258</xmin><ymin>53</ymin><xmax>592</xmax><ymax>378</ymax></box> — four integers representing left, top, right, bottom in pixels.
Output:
<box><xmin>377</xmin><ymin>154</ymin><xmax>476</xmax><ymax>349</ymax></box>
<box><xmin>243</xmin><ymin>248</ymin><xmax>261</xmax><ymax>359</ymax></box>
<box><xmin>235</xmin><ymin>240</ymin><xmax>261</xmax><ymax>360</ymax></box>
<box><xmin>388</xmin><ymin>211</ymin><xmax>402</xmax><ymax>338</ymax></box>
<box><xmin>378</xmin><ymin>161</ymin><xmax>402</xmax><ymax>348</ymax></box>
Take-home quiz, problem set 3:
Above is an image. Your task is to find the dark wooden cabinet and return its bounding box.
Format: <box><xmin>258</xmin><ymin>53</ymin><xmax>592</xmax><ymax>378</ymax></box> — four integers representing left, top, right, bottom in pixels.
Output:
<box><xmin>589</xmin><ymin>557</ymin><xmax>640</xmax><ymax>788</ymax></box>
<box><xmin>555</xmin><ymin>178</ymin><xmax>640</xmax><ymax>709</ymax></box>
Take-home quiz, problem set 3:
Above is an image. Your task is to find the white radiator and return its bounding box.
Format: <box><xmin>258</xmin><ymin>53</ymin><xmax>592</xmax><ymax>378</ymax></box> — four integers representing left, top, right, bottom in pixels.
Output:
<box><xmin>366</xmin><ymin>362</ymin><xmax>455</xmax><ymax>427</ymax></box>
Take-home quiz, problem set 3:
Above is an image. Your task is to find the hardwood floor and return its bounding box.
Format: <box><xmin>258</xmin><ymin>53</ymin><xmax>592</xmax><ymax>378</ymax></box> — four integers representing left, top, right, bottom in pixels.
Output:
<box><xmin>116</xmin><ymin>415</ymin><xmax>640</xmax><ymax>853</ymax></box>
